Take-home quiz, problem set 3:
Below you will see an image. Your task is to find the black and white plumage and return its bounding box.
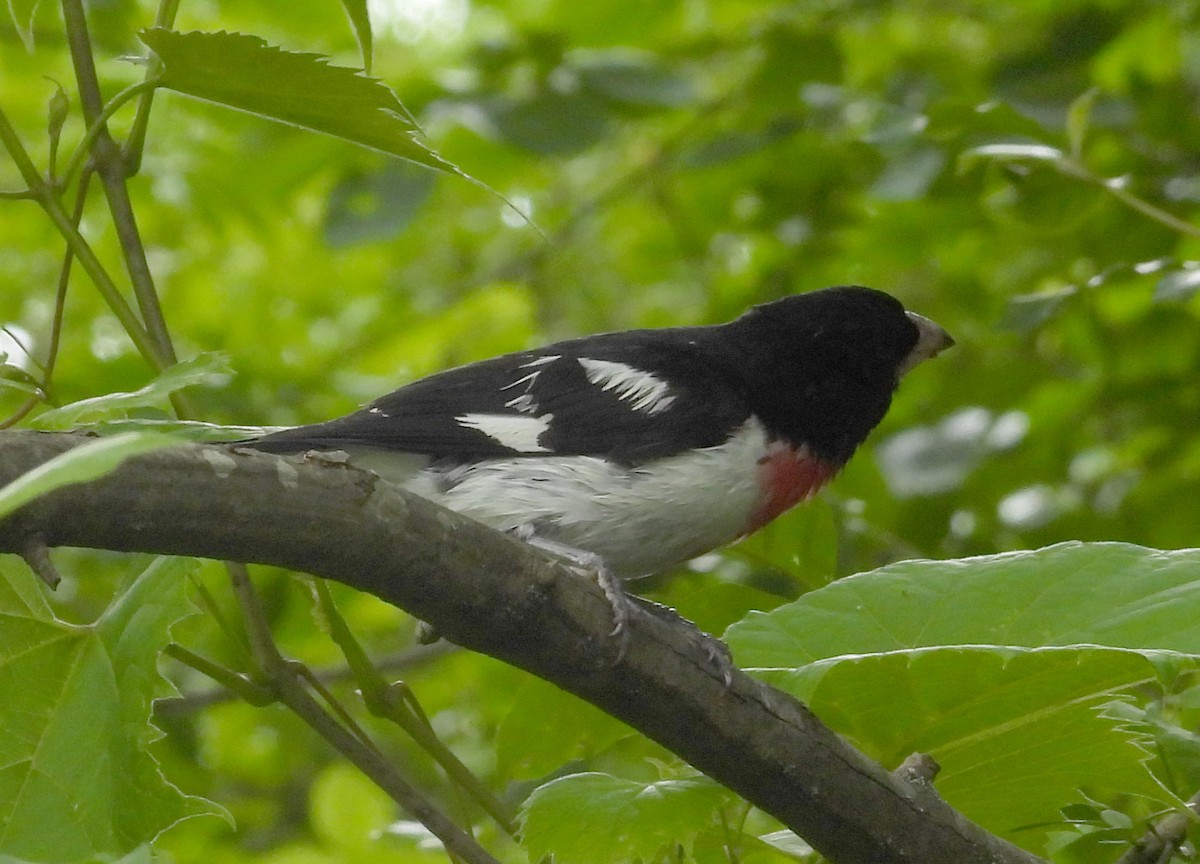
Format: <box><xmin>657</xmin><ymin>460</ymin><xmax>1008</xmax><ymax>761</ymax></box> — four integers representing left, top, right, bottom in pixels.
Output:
<box><xmin>245</xmin><ymin>286</ymin><xmax>952</xmax><ymax>584</ymax></box>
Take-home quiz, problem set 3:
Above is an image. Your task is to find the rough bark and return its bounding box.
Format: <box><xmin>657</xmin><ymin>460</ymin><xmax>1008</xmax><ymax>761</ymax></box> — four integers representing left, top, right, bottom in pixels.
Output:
<box><xmin>0</xmin><ymin>431</ymin><xmax>1046</xmax><ymax>864</ymax></box>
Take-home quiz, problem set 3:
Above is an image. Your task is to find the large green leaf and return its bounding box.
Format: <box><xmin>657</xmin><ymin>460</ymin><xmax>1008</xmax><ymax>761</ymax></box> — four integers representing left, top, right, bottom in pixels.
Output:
<box><xmin>0</xmin><ymin>557</ymin><xmax>222</xmax><ymax>862</ymax></box>
<box><xmin>138</xmin><ymin>29</ymin><xmax>459</xmax><ymax>174</ymax></box>
<box><xmin>759</xmin><ymin>647</ymin><xmax>1168</xmax><ymax>844</ymax></box>
<box><xmin>727</xmin><ymin>542</ymin><xmax>1200</xmax><ymax>665</ymax></box>
<box><xmin>725</xmin><ymin>543</ymin><xmax>1200</xmax><ymax>848</ymax></box>
<box><xmin>519</xmin><ymin>773</ymin><xmax>730</xmax><ymax>864</ymax></box>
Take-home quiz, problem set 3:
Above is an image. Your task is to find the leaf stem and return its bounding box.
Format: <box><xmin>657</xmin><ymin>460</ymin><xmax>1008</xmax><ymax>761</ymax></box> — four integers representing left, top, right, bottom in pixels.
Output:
<box><xmin>124</xmin><ymin>0</ymin><xmax>181</xmax><ymax>173</ymax></box>
<box><xmin>314</xmin><ymin>580</ymin><xmax>519</xmax><ymax>836</ymax></box>
<box><xmin>0</xmin><ymin>168</ymin><xmax>91</xmax><ymax>429</ymax></box>
<box><xmin>60</xmin><ymin>0</ymin><xmax>182</xmax><ymax>385</ymax></box>
<box><xmin>225</xmin><ymin>564</ymin><xmax>501</xmax><ymax>864</ymax></box>
<box><xmin>59</xmin><ymin>79</ymin><xmax>160</xmax><ymax>189</ymax></box>
<box><xmin>0</xmin><ymin>101</ymin><xmax>166</xmax><ymax>369</ymax></box>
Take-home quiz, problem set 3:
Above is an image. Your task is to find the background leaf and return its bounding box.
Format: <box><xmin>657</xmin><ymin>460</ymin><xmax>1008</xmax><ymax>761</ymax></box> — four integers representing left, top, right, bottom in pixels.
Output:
<box><xmin>520</xmin><ymin>774</ymin><xmax>730</xmax><ymax>864</ymax></box>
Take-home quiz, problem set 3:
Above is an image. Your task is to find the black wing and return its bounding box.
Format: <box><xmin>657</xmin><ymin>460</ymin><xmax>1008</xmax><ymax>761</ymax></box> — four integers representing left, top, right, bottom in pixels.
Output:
<box><xmin>249</xmin><ymin>328</ymin><xmax>752</xmax><ymax>464</ymax></box>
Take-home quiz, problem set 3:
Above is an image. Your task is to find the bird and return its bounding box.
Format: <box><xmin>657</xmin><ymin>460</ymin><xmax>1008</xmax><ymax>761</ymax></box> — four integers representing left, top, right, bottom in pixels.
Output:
<box><xmin>242</xmin><ymin>285</ymin><xmax>953</xmax><ymax>647</ymax></box>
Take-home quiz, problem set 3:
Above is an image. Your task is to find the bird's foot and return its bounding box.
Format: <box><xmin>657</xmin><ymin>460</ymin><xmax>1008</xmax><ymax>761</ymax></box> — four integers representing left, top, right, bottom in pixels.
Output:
<box><xmin>516</xmin><ymin>528</ymin><xmax>633</xmax><ymax>661</ymax></box>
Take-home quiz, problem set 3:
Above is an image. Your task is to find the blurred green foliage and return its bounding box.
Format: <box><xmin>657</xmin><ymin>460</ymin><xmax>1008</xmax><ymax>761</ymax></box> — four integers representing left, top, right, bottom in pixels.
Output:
<box><xmin>3</xmin><ymin>0</ymin><xmax>1200</xmax><ymax>862</ymax></box>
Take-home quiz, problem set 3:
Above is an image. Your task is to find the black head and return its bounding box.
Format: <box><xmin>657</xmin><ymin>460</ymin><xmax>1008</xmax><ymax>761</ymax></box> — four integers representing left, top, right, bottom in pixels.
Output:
<box><xmin>719</xmin><ymin>286</ymin><xmax>952</xmax><ymax>463</ymax></box>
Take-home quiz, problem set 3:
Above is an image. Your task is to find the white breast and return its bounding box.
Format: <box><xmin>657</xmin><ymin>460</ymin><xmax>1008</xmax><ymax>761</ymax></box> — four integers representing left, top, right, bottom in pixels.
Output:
<box><xmin>397</xmin><ymin>419</ymin><xmax>771</xmax><ymax>578</ymax></box>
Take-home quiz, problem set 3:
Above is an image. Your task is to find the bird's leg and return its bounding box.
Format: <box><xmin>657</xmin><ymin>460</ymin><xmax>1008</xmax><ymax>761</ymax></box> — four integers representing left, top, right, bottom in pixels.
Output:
<box><xmin>513</xmin><ymin>528</ymin><xmax>734</xmax><ymax>683</ymax></box>
<box><xmin>514</xmin><ymin>527</ymin><xmax>633</xmax><ymax>659</ymax></box>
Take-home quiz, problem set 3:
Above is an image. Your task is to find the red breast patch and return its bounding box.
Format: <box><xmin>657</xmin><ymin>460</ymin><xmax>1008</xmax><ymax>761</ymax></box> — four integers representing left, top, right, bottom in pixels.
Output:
<box><xmin>747</xmin><ymin>445</ymin><xmax>837</xmax><ymax>533</ymax></box>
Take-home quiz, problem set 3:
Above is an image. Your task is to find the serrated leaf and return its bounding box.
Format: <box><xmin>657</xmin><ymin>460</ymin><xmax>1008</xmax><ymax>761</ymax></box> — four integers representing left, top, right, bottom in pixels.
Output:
<box><xmin>1153</xmin><ymin>268</ymin><xmax>1200</xmax><ymax>302</ymax></box>
<box><xmin>0</xmin><ymin>557</ymin><xmax>223</xmax><ymax>861</ymax></box>
<box><xmin>339</xmin><ymin>0</ymin><xmax>373</xmax><ymax>73</ymax></box>
<box><xmin>138</xmin><ymin>29</ymin><xmax>459</xmax><ymax>174</ymax></box>
<box><xmin>519</xmin><ymin>773</ymin><xmax>729</xmax><ymax>864</ymax></box>
<box><xmin>0</xmin><ymin>432</ymin><xmax>187</xmax><ymax>521</ymax></box>
<box><xmin>32</xmin><ymin>353</ymin><xmax>231</xmax><ymax>429</ymax></box>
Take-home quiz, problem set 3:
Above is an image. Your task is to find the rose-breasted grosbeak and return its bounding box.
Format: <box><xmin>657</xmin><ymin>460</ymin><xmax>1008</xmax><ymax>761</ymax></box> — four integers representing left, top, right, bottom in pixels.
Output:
<box><xmin>245</xmin><ymin>286</ymin><xmax>952</xmax><ymax>641</ymax></box>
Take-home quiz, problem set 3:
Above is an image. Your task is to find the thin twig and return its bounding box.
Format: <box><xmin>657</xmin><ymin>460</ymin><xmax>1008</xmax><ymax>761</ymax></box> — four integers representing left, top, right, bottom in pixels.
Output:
<box><xmin>60</xmin><ymin>0</ymin><xmax>183</xmax><ymax>387</ymax></box>
<box><xmin>0</xmin><ymin>167</ymin><xmax>92</xmax><ymax>428</ymax></box>
<box><xmin>224</xmin><ymin>562</ymin><xmax>501</xmax><ymax>864</ymax></box>
<box><xmin>0</xmin><ymin>101</ymin><xmax>167</xmax><ymax>370</ymax></box>
<box><xmin>314</xmin><ymin>581</ymin><xmax>518</xmax><ymax>836</ymax></box>
<box><xmin>58</xmin><ymin>80</ymin><xmax>159</xmax><ymax>189</ymax></box>
<box><xmin>123</xmin><ymin>0</ymin><xmax>180</xmax><ymax>174</ymax></box>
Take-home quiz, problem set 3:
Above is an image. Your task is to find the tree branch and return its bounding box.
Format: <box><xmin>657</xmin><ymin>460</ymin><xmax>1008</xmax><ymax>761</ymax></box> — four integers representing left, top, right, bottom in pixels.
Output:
<box><xmin>0</xmin><ymin>431</ymin><xmax>1047</xmax><ymax>864</ymax></box>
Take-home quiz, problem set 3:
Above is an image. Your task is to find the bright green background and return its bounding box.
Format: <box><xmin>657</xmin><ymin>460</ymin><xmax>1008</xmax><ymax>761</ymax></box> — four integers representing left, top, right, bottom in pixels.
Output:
<box><xmin>2</xmin><ymin>0</ymin><xmax>1200</xmax><ymax>862</ymax></box>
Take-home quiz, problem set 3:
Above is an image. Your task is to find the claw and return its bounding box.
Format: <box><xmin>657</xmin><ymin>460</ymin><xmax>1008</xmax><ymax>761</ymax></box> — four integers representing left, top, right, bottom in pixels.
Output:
<box><xmin>517</xmin><ymin>528</ymin><xmax>632</xmax><ymax>662</ymax></box>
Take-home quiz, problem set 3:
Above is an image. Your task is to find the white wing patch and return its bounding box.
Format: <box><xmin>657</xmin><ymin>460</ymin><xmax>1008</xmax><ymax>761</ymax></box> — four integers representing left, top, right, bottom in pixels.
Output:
<box><xmin>577</xmin><ymin>358</ymin><xmax>676</xmax><ymax>415</ymax></box>
<box><xmin>456</xmin><ymin>412</ymin><xmax>553</xmax><ymax>453</ymax></box>
<box><xmin>502</xmin><ymin>355</ymin><xmax>560</xmax><ymax>414</ymax></box>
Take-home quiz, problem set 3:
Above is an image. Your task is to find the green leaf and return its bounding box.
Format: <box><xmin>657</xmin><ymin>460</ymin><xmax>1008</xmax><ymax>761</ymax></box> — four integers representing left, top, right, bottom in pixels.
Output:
<box><xmin>0</xmin><ymin>432</ymin><xmax>187</xmax><ymax>521</ymax></box>
<box><xmin>868</xmin><ymin>146</ymin><xmax>945</xmax><ymax>201</ymax></box>
<box><xmin>724</xmin><ymin>499</ymin><xmax>837</xmax><ymax>590</ymax></box>
<box><xmin>0</xmin><ymin>557</ymin><xmax>222</xmax><ymax>861</ymax></box>
<box><xmin>520</xmin><ymin>773</ymin><xmax>730</xmax><ymax>864</ymax></box>
<box><xmin>0</xmin><ymin>363</ymin><xmax>43</xmax><ymax>398</ymax></box>
<box><xmin>323</xmin><ymin>161</ymin><xmax>438</xmax><ymax>247</ymax></box>
<box><xmin>483</xmin><ymin>91</ymin><xmax>612</xmax><ymax>155</ymax></box>
<box><xmin>659</xmin><ymin>581</ymin><xmax>787</xmax><ymax>638</ymax></box>
<box><xmin>727</xmin><ymin>543</ymin><xmax>1200</xmax><ymax>665</ymax></box>
<box><xmin>756</xmin><ymin>647</ymin><xmax>1168</xmax><ymax>843</ymax></box>
<box><xmin>138</xmin><ymin>29</ymin><xmax>459</xmax><ymax>174</ymax></box>
<box><xmin>576</xmin><ymin>54</ymin><xmax>694</xmax><ymax>108</ymax></box>
<box><xmin>724</xmin><ymin>544</ymin><xmax>1200</xmax><ymax>845</ymax></box>
<box><xmin>64</xmin><ymin>420</ymin><xmax>272</xmax><ymax>441</ymax></box>
<box><xmin>32</xmin><ymin>353</ymin><xmax>232</xmax><ymax>429</ymax></box>
<box><xmin>338</xmin><ymin>0</ymin><xmax>373</xmax><ymax>73</ymax></box>
<box><xmin>496</xmin><ymin>677</ymin><xmax>634</xmax><ymax>779</ymax></box>
<box><xmin>757</xmin><ymin>829</ymin><xmax>814</xmax><ymax>859</ymax></box>
<box><xmin>46</xmin><ymin>81</ymin><xmax>68</xmax><ymax>157</ymax></box>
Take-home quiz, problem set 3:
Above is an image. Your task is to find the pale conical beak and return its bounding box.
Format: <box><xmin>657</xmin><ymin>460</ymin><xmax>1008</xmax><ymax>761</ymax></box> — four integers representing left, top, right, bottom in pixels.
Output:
<box><xmin>898</xmin><ymin>311</ymin><xmax>954</xmax><ymax>376</ymax></box>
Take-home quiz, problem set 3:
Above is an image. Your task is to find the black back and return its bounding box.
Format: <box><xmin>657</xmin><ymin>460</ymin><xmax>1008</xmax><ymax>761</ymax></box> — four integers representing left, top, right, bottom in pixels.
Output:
<box><xmin>248</xmin><ymin>286</ymin><xmax>920</xmax><ymax>466</ymax></box>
